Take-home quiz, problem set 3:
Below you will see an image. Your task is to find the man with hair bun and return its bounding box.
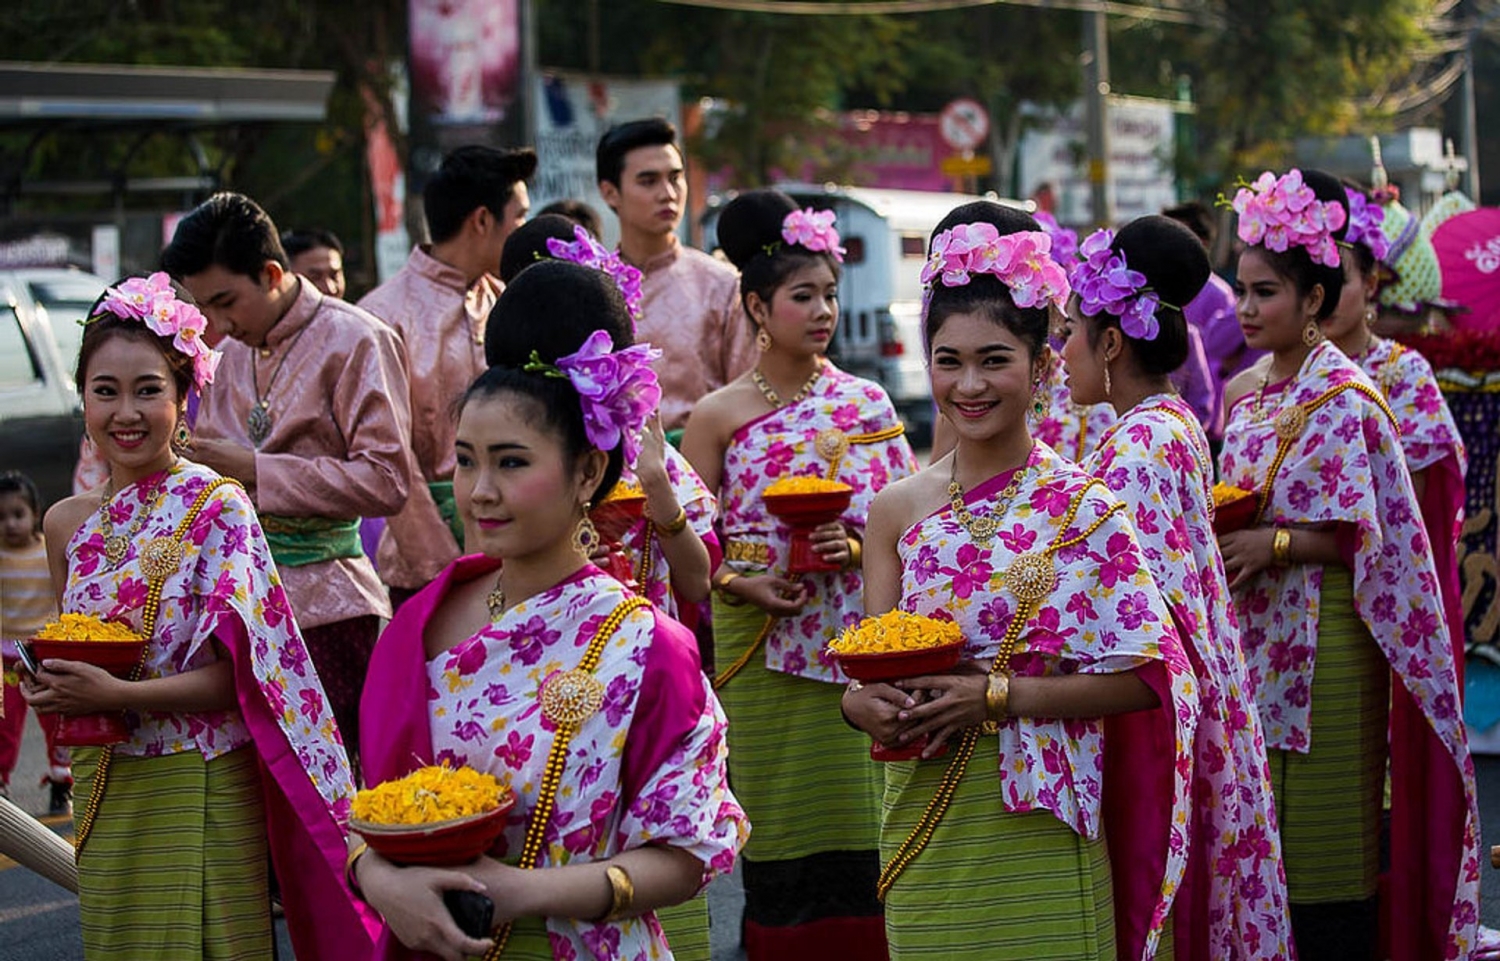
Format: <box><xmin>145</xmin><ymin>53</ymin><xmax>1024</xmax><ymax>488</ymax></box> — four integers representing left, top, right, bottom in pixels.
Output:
<box><xmin>597</xmin><ymin>118</ymin><xmax>755</xmax><ymax>435</ymax></box>
<box><xmin>359</xmin><ymin>145</ymin><xmax>537</xmax><ymax>602</ymax></box>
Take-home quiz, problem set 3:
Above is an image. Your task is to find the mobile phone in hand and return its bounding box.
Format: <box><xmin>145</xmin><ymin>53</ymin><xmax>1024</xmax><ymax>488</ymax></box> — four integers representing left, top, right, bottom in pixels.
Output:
<box><xmin>13</xmin><ymin>640</ymin><xmax>40</xmax><ymax>677</ymax></box>
<box><xmin>443</xmin><ymin>888</ymin><xmax>495</xmax><ymax>939</ymax></box>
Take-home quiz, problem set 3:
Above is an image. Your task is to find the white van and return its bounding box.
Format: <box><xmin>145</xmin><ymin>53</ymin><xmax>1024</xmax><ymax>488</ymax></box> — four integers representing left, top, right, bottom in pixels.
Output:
<box><xmin>705</xmin><ymin>184</ymin><xmax>1030</xmax><ymax>446</ymax></box>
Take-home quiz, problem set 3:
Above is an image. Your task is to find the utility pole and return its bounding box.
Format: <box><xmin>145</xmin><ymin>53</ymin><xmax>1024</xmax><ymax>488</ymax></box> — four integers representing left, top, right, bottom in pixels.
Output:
<box><xmin>1461</xmin><ymin>15</ymin><xmax>1483</xmax><ymax>200</ymax></box>
<box><xmin>1082</xmin><ymin>6</ymin><xmax>1114</xmax><ymax>226</ymax></box>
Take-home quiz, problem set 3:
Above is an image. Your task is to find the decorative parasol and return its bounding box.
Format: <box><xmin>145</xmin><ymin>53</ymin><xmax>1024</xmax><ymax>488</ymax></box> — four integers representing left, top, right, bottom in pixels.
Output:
<box><xmin>1431</xmin><ymin>207</ymin><xmax>1500</xmax><ymax>333</ymax></box>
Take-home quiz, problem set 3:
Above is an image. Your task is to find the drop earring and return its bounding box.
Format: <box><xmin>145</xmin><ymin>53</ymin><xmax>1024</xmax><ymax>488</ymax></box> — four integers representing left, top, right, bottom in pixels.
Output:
<box><xmin>1031</xmin><ymin>379</ymin><xmax>1046</xmax><ymax>417</ymax></box>
<box><xmin>1364</xmin><ymin>306</ymin><xmax>1377</xmax><ymax>328</ymax></box>
<box><xmin>756</xmin><ymin>326</ymin><xmax>772</xmax><ymax>352</ymax></box>
<box><xmin>172</xmin><ymin>411</ymin><xmax>192</xmax><ymax>453</ymax></box>
<box><xmin>1103</xmin><ymin>364</ymin><xmax>1112</xmax><ymax>399</ymax></box>
<box><xmin>572</xmin><ymin>513</ymin><xmax>601</xmax><ymax>557</ymax></box>
<box><xmin>1302</xmin><ymin>321</ymin><xmax>1322</xmax><ymax>347</ymax></box>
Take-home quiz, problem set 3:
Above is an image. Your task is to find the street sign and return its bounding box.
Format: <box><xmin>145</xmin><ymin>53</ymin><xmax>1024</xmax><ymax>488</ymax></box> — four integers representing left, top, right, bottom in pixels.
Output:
<box><xmin>939</xmin><ymin>98</ymin><xmax>990</xmax><ymax>152</ymax></box>
<box><xmin>940</xmin><ymin>153</ymin><xmax>993</xmax><ymax>177</ymax></box>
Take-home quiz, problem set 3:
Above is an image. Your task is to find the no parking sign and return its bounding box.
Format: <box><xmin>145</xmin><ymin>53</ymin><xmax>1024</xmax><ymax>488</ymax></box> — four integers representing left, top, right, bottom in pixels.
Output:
<box><xmin>939</xmin><ymin>98</ymin><xmax>990</xmax><ymax>153</ymax></box>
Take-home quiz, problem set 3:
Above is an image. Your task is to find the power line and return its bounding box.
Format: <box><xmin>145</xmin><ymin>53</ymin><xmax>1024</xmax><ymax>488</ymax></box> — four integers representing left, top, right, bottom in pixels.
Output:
<box><xmin>653</xmin><ymin>0</ymin><xmax>1214</xmax><ymax>27</ymax></box>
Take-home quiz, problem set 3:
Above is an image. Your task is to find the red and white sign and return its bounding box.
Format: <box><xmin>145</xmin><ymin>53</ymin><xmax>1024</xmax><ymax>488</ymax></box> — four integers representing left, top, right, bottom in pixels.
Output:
<box><xmin>939</xmin><ymin>98</ymin><xmax>990</xmax><ymax>153</ymax></box>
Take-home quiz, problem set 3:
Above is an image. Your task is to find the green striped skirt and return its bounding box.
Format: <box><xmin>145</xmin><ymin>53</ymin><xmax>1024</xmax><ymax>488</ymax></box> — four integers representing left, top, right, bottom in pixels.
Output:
<box><xmin>73</xmin><ymin>744</ymin><xmax>271</xmax><ymax>960</ymax></box>
<box><xmin>1266</xmin><ymin>565</ymin><xmax>1389</xmax><ymax>903</ymax></box>
<box><xmin>656</xmin><ymin>894</ymin><xmax>710</xmax><ymax>961</ymax></box>
<box><xmin>710</xmin><ymin>597</ymin><xmax>882</xmax><ymax>861</ymax></box>
<box><xmin>879</xmin><ymin>750</ymin><xmax>1117</xmax><ymax>960</ymax></box>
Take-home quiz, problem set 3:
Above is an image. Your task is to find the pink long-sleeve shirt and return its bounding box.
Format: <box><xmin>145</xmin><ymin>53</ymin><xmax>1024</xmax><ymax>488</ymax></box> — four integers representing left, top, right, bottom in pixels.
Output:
<box><xmin>195</xmin><ymin>279</ymin><xmax>411</xmax><ymax>628</ymax></box>
<box><xmin>629</xmin><ymin>239</ymin><xmax>757</xmax><ymax>431</ymax></box>
<box><xmin>358</xmin><ymin>246</ymin><xmax>501</xmax><ymax>589</ymax></box>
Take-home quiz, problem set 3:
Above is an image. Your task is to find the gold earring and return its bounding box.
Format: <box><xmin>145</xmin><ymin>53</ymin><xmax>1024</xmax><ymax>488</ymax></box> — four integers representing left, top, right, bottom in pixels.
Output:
<box><xmin>1031</xmin><ymin>381</ymin><xmax>1046</xmax><ymax>417</ymax></box>
<box><xmin>755</xmin><ymin>326</ymin><xmax>772</xmax><ymax>352</ymax></box>
<box><xmin>1302</xmin><ymin>321</ymin><xmax>1322</xmax><ymax>347</ymax></box>
<box><xmin>1103</xmin><ymin>364</ymin><xmax>1112</xmax><ymax>399</ymax></box>
<box><xmin>173</xmin><ymin>414</ymin><xmax>192</xmax><ymax>453</ymax></box>
<box><xmin>572</xmin><ymin>514</ymin><xmax>601</xmax><ymax>557</ymax></box>
<box><xmin>1364</xmin><ymin>306</ymin><xmax>1377</xmax><ymax>327</ymax></box>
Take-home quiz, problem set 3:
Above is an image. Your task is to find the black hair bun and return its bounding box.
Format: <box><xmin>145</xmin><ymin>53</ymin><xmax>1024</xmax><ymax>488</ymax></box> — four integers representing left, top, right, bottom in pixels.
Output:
<box><xmin>484</xmin><ymin>260</ymin><xmax>632</xmax><ymax>368</ymax></box>
<box><xmin>1111</xmin><ymin>215</ymin><xmax>1210</xmax><ymax>310</ymax></box>
<box><xmin>717</xmin><ymin>189</ymin><xmax>800</xmax><ymax>271</ymax></box>
<box><xmin>499</xmin><ymin>214</ymin><xmax>582</xmax><ymax>285</ymax></box>
<box><xmin>931</xmin><ymin>201</ymin><xmax>1040</xmax><ymax>243</ymax></box>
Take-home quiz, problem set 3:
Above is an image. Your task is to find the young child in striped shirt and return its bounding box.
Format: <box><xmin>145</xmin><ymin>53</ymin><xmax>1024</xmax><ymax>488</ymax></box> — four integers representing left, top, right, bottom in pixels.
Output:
<box><xmin>0</xmin><ymin>471</ymin><xmax>68</xmax><ymax>813</ymax></box>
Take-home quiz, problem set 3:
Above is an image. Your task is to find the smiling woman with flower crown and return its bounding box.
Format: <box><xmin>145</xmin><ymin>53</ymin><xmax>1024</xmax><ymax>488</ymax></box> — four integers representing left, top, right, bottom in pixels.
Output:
<box><xmin>844</xmin><ymin>201</ymin><xmax>1200</xmax><ymax>961</ymax></box>
<box><xmin>680</xmin><ymin>189</ymin><xmax>918</xmax><ymax>960</ymax></box>
<box><xmin>353</xmin><ymin>261</ymin><xmax>747</xmax><ymax>961</ymax></box>
<box><xmin>1216</xmin><ymin>169</ymin><xmax>1479</xmax><ymax>961</ymax></box>
<box><xmin>21</xmin><ymin>274</ymin><xmax>372</xmax><ymax>960</ymax></box>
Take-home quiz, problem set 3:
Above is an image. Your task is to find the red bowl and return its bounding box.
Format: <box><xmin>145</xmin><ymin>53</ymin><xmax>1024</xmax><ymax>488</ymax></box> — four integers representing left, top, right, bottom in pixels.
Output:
<box><xmin>591</xmin><ymin>494</ymin><xmax>647</xmax><ymax>544</ymax></box>
<box><xmin>30</xmin><ymin>638</ymin><xmax>147</xmax><ymax>675</ymax></box>
<box><xmin>835</xmin><ymin>639</ymin><xmax>966</xmax><ymax>683</ymax></box>
<box><xmin>763</xmin><ymin>489</ymin><xmax>853</xmax><ymax>527</ymax></box>
<box><xmin>350</xmin><ymin>793</ymin><xmax>517</xmax><ymax>866</ymax></box>
<box><xmin>1212</xmin><ymin>492</ymin><xmax>1260</xmax><ymax>536</ymax></box>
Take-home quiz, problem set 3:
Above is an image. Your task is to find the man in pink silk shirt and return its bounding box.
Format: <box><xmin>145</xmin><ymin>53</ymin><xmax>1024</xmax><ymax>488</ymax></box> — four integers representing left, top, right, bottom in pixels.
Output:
<box><xmin>597</xmin><ymin>118</ymin><xmax>756</xmax><ymax>434</ymax></box>
<box><xmin>360</xmin><ymin>146</ymin><xmax>536</xmax><ymax>603</ymax></box>
<box><xmin>163</xmin><ymin>192</ymin><xmax>414</xmax><ymax>756</ymax></box>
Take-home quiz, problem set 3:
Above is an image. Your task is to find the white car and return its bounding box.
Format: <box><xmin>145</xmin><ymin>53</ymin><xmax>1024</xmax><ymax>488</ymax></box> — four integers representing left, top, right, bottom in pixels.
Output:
<box><xmin>0</xmin><ymin>267</ymin><xmax>107</xmax><ymax>507</ymax></box>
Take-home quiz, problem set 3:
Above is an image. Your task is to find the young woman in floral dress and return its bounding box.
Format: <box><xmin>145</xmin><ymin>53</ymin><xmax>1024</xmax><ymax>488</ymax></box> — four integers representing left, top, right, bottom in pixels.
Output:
<box><xmin>1216</xmin><ymin>169</ymin><xmax>1478</xmax><ymax>961</ymax></box>
<box><xmin>681</xmin><ymin>189</ymin><xmax>917</xmax><ymax>959</ymax></box>
<box><xmin>1061</xmin><ymin>215</ymin><xmax>1293</xmax><ymax>960</ymax></box>
<box><xmin>23</xmin><ymin>275</ymin><xmax>370</xmax><ymax>960</ymax></box>
<box><xmin>353</xmin><ymin>261</ymin><xmax>747</xmax><ymax>961</ymax></box>
<box><xmin>844</xmin><ymin>201</ymin><xmax>1198</xmax><ymax>961</ymax></box>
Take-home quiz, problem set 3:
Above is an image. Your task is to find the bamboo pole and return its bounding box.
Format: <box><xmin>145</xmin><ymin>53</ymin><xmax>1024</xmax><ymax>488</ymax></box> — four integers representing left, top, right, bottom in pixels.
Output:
<box><xmin>0</xmin><ymin>795</ymin><xmax>77</xmax><ymax>894</ymax></box>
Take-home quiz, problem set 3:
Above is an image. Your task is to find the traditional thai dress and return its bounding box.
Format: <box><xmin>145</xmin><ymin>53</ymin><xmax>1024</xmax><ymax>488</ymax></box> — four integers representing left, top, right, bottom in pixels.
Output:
<box><xmin>195</xmin><ymin>280</ymin><xmax>412</xmax><ymax>749</ymax></box>
<box><xmin>61</xmin><ymin>460</ymin><xmax>375</xmax><ymax>960</ymax></box>
<box><xmin>359</xmin><ymin>557</ymin><xmax>748</xmax><ymax>961</ymax></box>
<box><xmin>605</xmin><ymin>446</ymin><xmax>720</xmax><ymax>622</ymax></box>
<box><xmin>630</xmin><ymin>239</ymin><xmax>757</xmax><ymax>433</ymax></box>
<box><xmin>713</xmin><ymin>361</ymin><xmax>918</xmax><ymax>958</ymax></box>
<box><xmin>1218</xmin><ymin>341</ymin><xmax>1479</xmax><ymax>959</ymax></box>
<box><xmin>357</xmin><ymin>248</ymin><xmax>502</xmax><ymax>591</ymax></box>
<box><xmin>1031</xmin><ymin>347</ymin><xmax>1116</xmax><ymax>462</ymax></box>
<box><xmin>889</xmin><ymin>443</ymin><xmax>1198</xmax><ymax>961</ymax></box>
<box><xmin>1083</xmin><ymin>395</ymin><xmax>1293</xmax><ymax>961</ymax></box>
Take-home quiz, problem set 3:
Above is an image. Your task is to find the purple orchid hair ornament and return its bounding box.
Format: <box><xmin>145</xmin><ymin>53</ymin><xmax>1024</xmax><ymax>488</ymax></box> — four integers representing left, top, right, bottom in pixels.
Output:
<box><xmin>96</xmin><ymin>271</ymin><xmax>223</xmax><ymax>388</ymax></box>
<box><xmin>545</xmin><ymin>225</ymin><xmax>645</xmax><ymax>324</ymax></box>
<box><xmin>1069</xmin><ymin>228</ymin><xmax>1163</xmax><ymax>341</ymax></box>
<box><xmin>1342</xmin><ymin>186</ymin><xmax>1389</xmax><ymax>263</ymax></box>
<box><xmin>780</xmin><ymin>208</ymin><xmax>846</xmax><ymax>262</ymax></box>
<box><xmin>1032</xmin><ymin>211</ymin><xmax>1080</xmax><ymax>270</ymax></box>
<box><xmin>523</xmin><ymin>329</ymin><xmax>662</xmax><ymax>467</ymax></box>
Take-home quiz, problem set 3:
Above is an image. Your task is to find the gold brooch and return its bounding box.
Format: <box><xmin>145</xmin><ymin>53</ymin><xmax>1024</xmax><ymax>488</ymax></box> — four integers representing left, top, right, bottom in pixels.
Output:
<box><xmin>103</xmin><ymin>535</ymin><xmax>130</xmax><ymax>567</ymax></box>
<box><xmin>1274</xmin><ymin>405</ymin><xmax>1307</xmax><ymax>441</ymax></box>
<box><xmin>1001</xmin><ymin>552</ymin><xmax>1056</xmax><ymax>603</ymax></box>
<box><xmin>138</xmin><ymin>537</ymin><xmax>184</xmax><ymax>579</ymax></box>
<box><xmin>539</xmin><ymin>669</ymin><xmax>606</xmax><ymax>727</ymax></box>
<box><xmin>815</xmin><ymin>428</ymin><xmax>850</xmax><ymax>462</ymax></box>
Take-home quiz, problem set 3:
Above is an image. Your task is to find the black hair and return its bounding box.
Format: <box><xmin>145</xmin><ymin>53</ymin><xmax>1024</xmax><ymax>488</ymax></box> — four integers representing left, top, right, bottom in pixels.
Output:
<box><xmin>280</xmin><ymin>228</ymin><xmax>345</xmax><ymax>258</ymax></box>
<box><xmin>475</xmin><ymin>260</ymin><xmax>633</xmax><ymax>505</ymax></box>
<box><xmin>160</xmin><ymin>192</ymin><xmax>286</xmax><ymax>281</ymax></box>
<box><xmin>716</xmin><ymin>189</ymin><xmax>841</xmax><ymax>317</ymax></box>
<box><xmin>1239</xmin><ymin>169</ymin><xmax>1346</xmax><ymax>320</ymax></box>
<box><xmin>923</xmin><ymin>201</ymin><xmax>1052</xmax><ymax>360</ymax></box>
<box><xmin>1083</xmin><ymin>215</ymin><xmax>1208</xmax><ymax>376</ymax></box>
<box><xmin>537</xmin><ymin>199</ymin><xmax>603</xmax><ymax>240</ymax></box>
<box><xmin>75</xmin><ymin>281</ymin><xmax>194</xmax><ymax>401</ymax></box>
<box><xmin>596</xmin><ymin>118</ymin><xmax>677</xmax><ymax>188</ymax></box>
<box><xmin>423</xmin><ymin>146</ymin><xmax>538</xmax><ymax>244</ymax></box>
<box><xmin>1161</xmin><ymin>201</ymin><xmax>1216</xmax><ymax>246</ymax></box>
<box><xmin>499</xmin><ymin>214</ymin><xmax>584</xmax><ymax>285</ymax></box>
<box><xmin>0</xmin><ymin>471</ymin><xmax>43</xmax><ymax>533</ymax></box>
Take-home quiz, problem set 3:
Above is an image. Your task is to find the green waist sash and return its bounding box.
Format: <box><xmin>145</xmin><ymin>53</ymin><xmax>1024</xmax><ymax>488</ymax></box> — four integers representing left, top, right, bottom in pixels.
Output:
<box><xmin>260</xmin><ymin>515</ymin><xmax>364</xmax><ymax>568</ymax></box>
<box><xmin>426</xmin><ymin>480</ymin><xmax>465</xmax><ymax>547</ymax></box>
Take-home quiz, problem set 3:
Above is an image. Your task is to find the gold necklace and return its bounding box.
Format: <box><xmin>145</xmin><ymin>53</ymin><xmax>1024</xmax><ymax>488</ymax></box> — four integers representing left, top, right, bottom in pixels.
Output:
<box><xmin>486</xmin><ymin>573</ymin><xmax>505</xmax><ymax>623</ymax></box>
<box><xmin>99</xmin><ymin>463</ymin><xmax>179</xmax><ymax>567</ymax></box>
<box><xmin>946</xmin><ymin>447</ymin><xmax>1034</xmax><ymax>545</ymax></box>
<box><xmin>752</xmin><ymin>362</ymin><xmax>822</xmax><ymax>409</ymax></box>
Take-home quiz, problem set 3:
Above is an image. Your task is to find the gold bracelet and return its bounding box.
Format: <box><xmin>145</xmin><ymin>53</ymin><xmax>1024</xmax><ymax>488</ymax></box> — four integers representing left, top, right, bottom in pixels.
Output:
<box><xmin>844</xmin><ymin>537</ymin><xmax>863</xmax><ymax>570</ymax></box>
<box><xmin>600</xmin><ymin>863</ymin><xmax>635</xmax><ymax>922</ymax></box>
<box><xmin>981</xmin><ymin>673</ymin><xmax>1010</xmax><ymax>735</ymax></box>
<box><xmin>1272</xmin><ymin>527</ymin><xmax>1293</xmax><ymax>567</ymax></box>
<box><xmin>713</xmin><ymin>570</ymin><xmax>746</xmax><ymax>605</ymax></box>
<box><xmin>345</xmin><ymin>841</ymin><xmax>369</xmax><ymax>895</ymax></box>
<box><xmin>653</xmin><ymin>506</ymin><xmax>689</xmax><ymax>537</ymax></box>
